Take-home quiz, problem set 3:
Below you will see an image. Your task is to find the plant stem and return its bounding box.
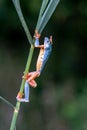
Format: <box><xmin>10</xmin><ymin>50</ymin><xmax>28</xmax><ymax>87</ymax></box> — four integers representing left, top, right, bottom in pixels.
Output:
<box><xmin>10</xmin><ymin>45</ymin><xmax>34</xmax><ymax>130</ymax></box>
<box><xmin>10</xmin><ymin>0</ymin><xmax>35</xmax><ymax>129</ymax></box>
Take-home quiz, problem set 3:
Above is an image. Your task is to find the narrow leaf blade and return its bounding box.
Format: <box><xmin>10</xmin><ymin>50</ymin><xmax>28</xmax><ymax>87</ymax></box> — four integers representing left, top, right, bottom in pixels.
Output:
<box><xmin>36</xmin><ymin>0</ymin><xmax>60</xmax><ymax>33</ymax></box>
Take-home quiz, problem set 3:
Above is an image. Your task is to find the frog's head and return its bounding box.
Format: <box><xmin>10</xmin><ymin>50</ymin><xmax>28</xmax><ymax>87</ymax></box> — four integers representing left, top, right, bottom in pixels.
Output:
<box><xmin>44</xmin><ymin>36</ymin><xmax>52</xmax><ymax>46</ymax></box>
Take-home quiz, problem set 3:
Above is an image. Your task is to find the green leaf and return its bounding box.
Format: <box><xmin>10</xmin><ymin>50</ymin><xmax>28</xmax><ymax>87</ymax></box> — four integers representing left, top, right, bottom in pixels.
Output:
<box><xmin>36</xmin><ymin>0</ymin><xmax>49</xmax><ymax>30</ymax></box>
<box><xmin>0</xmin><ymin>96</ymin><xmax>15</xmax><ymax>109</ymax></box>
<box><xmin>36</xmin><ymin>0</ymin><xmax>60</xmax><ymax>33</ymax></box>
<box><xmin>12</xmin><ymin>0</ymin><xmax>33</xmax><ymax>45</ymax></box>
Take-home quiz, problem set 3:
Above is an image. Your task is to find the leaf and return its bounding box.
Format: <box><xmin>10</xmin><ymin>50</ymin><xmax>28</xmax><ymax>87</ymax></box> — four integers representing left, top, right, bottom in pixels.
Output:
<box><xmin>36</xmin><ymin>0</ymin><xmax>60</xmax><ymax>33</ymax></box>
<box><xmin>12</xmin><ymin>0</ymin><xmax>33</xmax><ymax>45</ymax></box>
<box><xmin>36</xmin><ymin>0</ymin><xmax>49</xmax><ymax>30</ymax></box>
<box><xmin>0</xmin><ymin>96</ymin><xmax>15</xmax><ymax>109</ymax></box>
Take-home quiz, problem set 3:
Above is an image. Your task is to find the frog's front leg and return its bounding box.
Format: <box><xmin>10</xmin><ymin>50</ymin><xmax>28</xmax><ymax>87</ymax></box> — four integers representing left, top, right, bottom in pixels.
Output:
<box><xmin>34</xmin><ymin>30</ymin><xmax>41</xmax><ymax>47</ymax></box>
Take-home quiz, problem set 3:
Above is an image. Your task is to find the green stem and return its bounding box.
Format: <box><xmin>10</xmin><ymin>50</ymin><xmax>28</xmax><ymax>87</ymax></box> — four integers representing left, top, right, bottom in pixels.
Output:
<box><xmin>10</xmin><ymin>0</ymin><xmax>35</xmax><ymax>129</ymax></box>
<box><xmin>10</xmin><ymin>45</ymin><xmax>34</xmax><ymax>130</ymax></box>
<box><xmin>10</xmin><ymin>102</ymin><xmax>20</xmax><ymax>130</ymax></box>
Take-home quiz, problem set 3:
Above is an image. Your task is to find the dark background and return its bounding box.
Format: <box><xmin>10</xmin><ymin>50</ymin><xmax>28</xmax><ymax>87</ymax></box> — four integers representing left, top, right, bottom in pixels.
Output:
<box><xmin>0</xmin><ymin>0</ymin><xmax>87</xmax><ymax>130</ymax></box>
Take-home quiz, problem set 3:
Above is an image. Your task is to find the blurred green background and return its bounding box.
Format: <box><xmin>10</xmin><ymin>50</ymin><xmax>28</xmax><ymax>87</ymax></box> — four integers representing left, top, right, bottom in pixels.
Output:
<box><xmin>0</xmin><ymin>0</ymin><xmax>87</xmax><ymax>130</ymax></box>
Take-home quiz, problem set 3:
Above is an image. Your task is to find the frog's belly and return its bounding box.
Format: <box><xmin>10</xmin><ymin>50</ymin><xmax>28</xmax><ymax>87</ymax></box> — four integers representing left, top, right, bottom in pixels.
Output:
<box><xmin>36</xmin><ymin>49</ymin><xmax>44</xmax><ymax>71</ymax></box>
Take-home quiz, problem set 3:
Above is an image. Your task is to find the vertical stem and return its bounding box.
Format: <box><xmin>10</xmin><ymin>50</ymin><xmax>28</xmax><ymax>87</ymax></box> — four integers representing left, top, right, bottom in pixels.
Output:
<box><xmin>11</xmin><ymin>0</ymin><xmax>35</xmax><ymax>129</ymax></box>
<box><xmin>10</xmin><ymin>102</ymin><xmax>20</xmax><ymax>130</ymax></box>
<box><xmin>10</xmin><ymin>45</ymin><xmax>34</xmax><ymax>130</ymax></box>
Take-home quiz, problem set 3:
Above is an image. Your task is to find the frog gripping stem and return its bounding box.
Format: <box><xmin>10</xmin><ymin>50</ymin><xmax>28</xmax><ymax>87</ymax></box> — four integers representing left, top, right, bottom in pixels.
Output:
<box><xmin>16</xmin><ymin>35</ymin><xmax>52</xmax><ymax>103</ymax></box>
